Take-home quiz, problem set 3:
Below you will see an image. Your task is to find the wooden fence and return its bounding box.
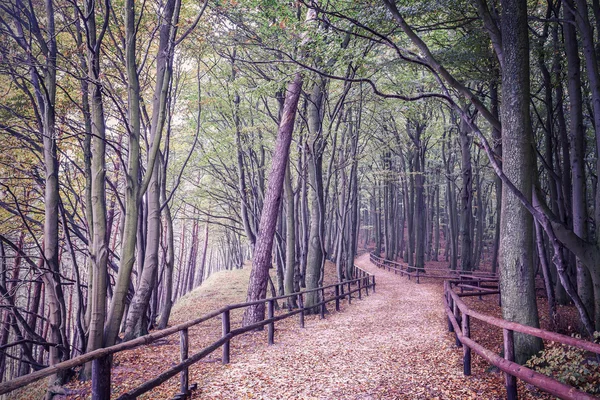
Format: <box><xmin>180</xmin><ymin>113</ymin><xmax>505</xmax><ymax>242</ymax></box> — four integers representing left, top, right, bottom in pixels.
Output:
<box><xmin>369</xmin><ymin>253</ymin><xmax>498</xmax><ymax>283</ymax></box>
<box><xmin>0</xmin><ymin>265</ymin><xmax>375</xmax><ymax>399</ymax></box>
<box><xmin>371</xmin><ymin>252</ymin><xmax>600</xmax><ymax>400</ymax></box>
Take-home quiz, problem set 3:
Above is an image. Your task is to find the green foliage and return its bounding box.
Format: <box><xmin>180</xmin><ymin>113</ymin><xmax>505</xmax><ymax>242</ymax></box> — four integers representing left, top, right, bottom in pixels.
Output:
<box><xmin>525</xmin><ymin>333</ymin><xmax>600</xmax><ymax>395</ymax></box>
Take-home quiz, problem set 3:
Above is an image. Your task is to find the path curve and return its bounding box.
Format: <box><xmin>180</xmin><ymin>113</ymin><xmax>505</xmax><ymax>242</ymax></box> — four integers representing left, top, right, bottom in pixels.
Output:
<box><xmin>191</xmin><ymin>253</ymin><xmax>504</xmax><ymax>399</ymax></box>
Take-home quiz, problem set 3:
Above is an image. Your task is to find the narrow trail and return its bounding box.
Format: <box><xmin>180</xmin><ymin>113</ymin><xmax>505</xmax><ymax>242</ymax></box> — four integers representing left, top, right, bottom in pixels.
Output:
<box><xmin>191</xmin><ymin>253</ymin><xmax>506</xmax><ymax>399</ymax></box>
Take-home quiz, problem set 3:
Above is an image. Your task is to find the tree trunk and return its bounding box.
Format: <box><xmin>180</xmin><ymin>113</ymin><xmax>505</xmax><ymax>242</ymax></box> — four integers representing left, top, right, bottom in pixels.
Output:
<box><xmin>563</xmin><ymin>5</ymin><xmax>595</xmax><ymax>327</ymax></box>
<box><xmin>433</xmin><ymin>169</ymin><xmax>440</xmax><ymax>261</ymax></box>
<box><xmin>158</xmin><ymin>154</ymin><xmax>175</xmax><ymax>329</ymax></box>
<box><xmin>305</xmin><ymin>79</ymin><xmax>326</xmax><ymax>312</ymax></box>
<box><xmin>570</xmin><ymin>0</ymin><xmax>600</xmax><ymax>330</ymax></box>
<box><xmin>551</xmin><ymin>20</ymin><xmax>571</xmax><ymax>305</ymax></box>
<box><xmin>85</xmin><ymin>0</ymin><xmax>109</xmax><ymax>380</ymax></box>
<box><xmin>459</xmin><ymin>116</ymin><xmax>473</xmax><ymax>272</ymax></box>
<box><xmin>499</xmin><ymin>0</ymin><xmax>543</xmax><ymax>363</ymax></box>
<box><xmin>123</xmin><ymin>0</ymin><xmax>181</xmax><ymax>340</ymax></box>
<box><xmin>346</xmin><ymin>125</ymin><xmax>359</xmax><ymax>279</ymax></box>
<box><xmin>412</xmin><ymin>124</ymin><xmax>426</xmax><ymax>271</ymax></box>
<box><xmin>195</xmin><ymin>221</ymin><xmax>210</xmax><ymax>288</ymax></box>
<box><xmin>242</xmin><ymin>73</ymin><xmax>303</xmax><ymax>326</ymax></box>
<box><xmin>374</xmin><ymin>186</ymin><xmax>382</xmax><ymax>255</ymax></box>
<box><xmin>442</xmin><ymin>134</ymin><xmax>458</xmax><ymax>270</ymax></box>
<box><xmin>490</xmin><ymin>79</ymin><xmax>502</xmax><ymax>274</ymax></box>
<box><xmin>284</xmin><ymin>163</ymin><xmax>297</xmax><ymax>308</ymax></box>
<box><xmin>104</xmin><ymin>0</ymin><xmax>142</xmax><ymax>349</ymax></box>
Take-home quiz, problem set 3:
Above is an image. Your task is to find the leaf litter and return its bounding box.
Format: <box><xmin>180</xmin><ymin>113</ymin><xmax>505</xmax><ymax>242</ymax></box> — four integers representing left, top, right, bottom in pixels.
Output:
<box><xmin>56</xmin><ymin>254</ymin><xmax>566</xmax><ymax>399</ymax></box>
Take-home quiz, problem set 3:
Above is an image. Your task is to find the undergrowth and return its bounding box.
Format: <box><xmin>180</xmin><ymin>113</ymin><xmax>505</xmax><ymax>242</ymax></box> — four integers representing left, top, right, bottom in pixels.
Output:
<box><xmin>525</xmin><ymin>332</ymin><xmax>600</xmax><ymax>395</ymax></box>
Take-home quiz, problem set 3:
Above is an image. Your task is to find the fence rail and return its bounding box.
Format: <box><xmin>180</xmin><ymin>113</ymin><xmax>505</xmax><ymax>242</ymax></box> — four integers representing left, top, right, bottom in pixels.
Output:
<box><xmin>370</xmin><ymin>252</ymin><xmax>600</xmax><ymax>400</ymax></box>
<box><xmin>369</xmin><ymin>253</ymin><xmax>498</xmax><ymax>283</ymax></box>
<box><xmin>0</xmin><ymin>265</ymin><xmax>375</xmax><ymax>399</ymax></box>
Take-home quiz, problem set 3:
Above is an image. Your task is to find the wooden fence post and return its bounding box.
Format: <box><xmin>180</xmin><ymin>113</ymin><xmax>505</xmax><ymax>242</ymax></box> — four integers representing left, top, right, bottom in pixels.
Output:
<box><xmin>180</xmin><ymin>328</ymin><xmax>189</xmax><ymax>395</ymax></box>
<box><xmin>268</xmin><ymin>299</ymin><xmax>275</xmax><ymax>345</ymax></box>
<box><xmin>372</xmin><ymin>275</ymin><xmax>376</xmax><ymax>293</ymax></box>
<box><xmin>299</xmin><ymin>293</ymin><xmax>305</xmax><ymax>328</ymax></box>
<box><xmin>347</xmin><ymin>281</ymin><xmax>352</xmax><ymax>304</ymax></box>
<box><xmin>447</xmin><ymin>289</ymin><xmax>454</xmax><ymax>333</ymax></box>
<box><xmin>503</xmin><ymin>329</ymin><xmax>518</xmax><ymax>400</ymax></box>
<box><xmin>320</xmin><ymin>288</ymin><xmax>326</xmax><ymax>319</ymax></box>
<box><xmin>335</xmin><ymin>284</ymin><xmax>340</xmax><ymax>311</ymax></box>
<box><xmin>462</xmin><ymin>315</ymin><xmax>471</xmax><ymax>376</ymax></box>
<box><xmin>91</xmin><ymin>355</ymin><xmax>111</xmax><ymax>400</ymax></box>
<box><xmin>222</xmin><ymin>309</ymin><xmax>230</xmax><ymax>364</ymax></box>
<box><xmin>358</xmin><ymin>278</ymin><xmax>362</xmax><ymax>299</ymax></box>
<box><xmin>365</xmin><ymin>277</ymin><xmax>369</xmax><ymax>296</ymax></box>
<box><xmin>416</xmin><ymin>269</ymin><xmax>420</xmax><ymax>284</ymax></box>
<box><xmin>453</xmin><ymin>301</ymin><xmax>461</xmax><ymax>347</ymax></box>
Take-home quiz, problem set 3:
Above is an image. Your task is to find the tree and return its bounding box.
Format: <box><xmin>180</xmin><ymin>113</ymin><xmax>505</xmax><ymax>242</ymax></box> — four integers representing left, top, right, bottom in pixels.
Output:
<box><xmin>497</xmin><ymin>0</ymin><xmax>543</xmax><ymax>363</ymax></box>
<box><xmin>242</xmin><ymin>73</ymin><xmax>303</xmax><ymax>326</ymax></box>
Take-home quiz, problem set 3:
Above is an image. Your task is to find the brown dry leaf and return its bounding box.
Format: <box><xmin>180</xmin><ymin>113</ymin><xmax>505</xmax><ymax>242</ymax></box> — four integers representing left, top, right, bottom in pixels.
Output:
<box><xmin>54</xmin><ymin>254</ymin><xmax>562</xmax><ymax>400</ymax></box>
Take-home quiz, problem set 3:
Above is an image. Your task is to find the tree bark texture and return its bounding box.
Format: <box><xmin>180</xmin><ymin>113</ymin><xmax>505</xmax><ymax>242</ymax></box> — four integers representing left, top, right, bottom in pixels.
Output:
<box><xmin>499</xmin><ymin>0</ymin><xmax>543</xmax><ymax>364</ymax></box>
<box><xmin>305</xmin><ymin>80</ymin><xmax>326</xmax><ymax>312</ymax></box>
<box><xmin>242</xmin><ymin>73</ymin><xmax>303</xmax><ymax>326</ymax></box>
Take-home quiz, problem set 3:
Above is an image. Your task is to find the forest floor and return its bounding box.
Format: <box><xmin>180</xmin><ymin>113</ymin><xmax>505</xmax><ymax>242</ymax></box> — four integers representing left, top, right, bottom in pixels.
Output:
<box><xmin>30</xmin><ymin>253</ymin><xmax>565</xmax><ymax>400</ymax></box>
<box><xmin>177</xmin><ymin>253</ymin><xmax>553</xmax><ymax>400</ymax></box>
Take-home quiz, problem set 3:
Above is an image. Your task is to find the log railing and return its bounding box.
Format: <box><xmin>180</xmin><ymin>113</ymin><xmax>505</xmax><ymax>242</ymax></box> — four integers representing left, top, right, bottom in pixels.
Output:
<box><xmin>369</xmin><ymin>252</ymin><xmax>498</xmax><ymax>283</ymax></box>
<box><xmin>0</xmin><ymin>265</ymin><xmax>375</xmax><ymax>399</ymax></box>
<box><xmin>369</xmin><ymin>252</ymin><xmax>599</xmax><ymax>399</ymax></box>
<box><xmin>444</xmin><ymin>280</ymin><xmax>600</xmax><ymax>400</ymax></box>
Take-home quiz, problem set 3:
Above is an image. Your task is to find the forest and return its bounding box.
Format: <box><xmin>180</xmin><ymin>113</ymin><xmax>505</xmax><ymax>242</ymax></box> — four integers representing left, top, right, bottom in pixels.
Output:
<box><xmin>0</xmin><ymin>0</ymin><xmax>600</xmax><ymax>398</ymax></box>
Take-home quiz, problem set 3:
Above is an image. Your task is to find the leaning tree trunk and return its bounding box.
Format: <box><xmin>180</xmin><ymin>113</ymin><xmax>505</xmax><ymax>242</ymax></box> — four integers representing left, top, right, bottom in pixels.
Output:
<box><xmin>242</xmin><ymin>73</ymin><xmax>303</xmax><ymax>326</ymax></box>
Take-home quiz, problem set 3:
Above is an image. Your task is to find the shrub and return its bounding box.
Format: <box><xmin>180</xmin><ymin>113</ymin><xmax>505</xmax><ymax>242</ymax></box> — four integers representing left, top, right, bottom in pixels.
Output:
<box><xmin>525</xmin><ymin>332</ymin><xmax>600</xmax><ymax>395</ymax></box>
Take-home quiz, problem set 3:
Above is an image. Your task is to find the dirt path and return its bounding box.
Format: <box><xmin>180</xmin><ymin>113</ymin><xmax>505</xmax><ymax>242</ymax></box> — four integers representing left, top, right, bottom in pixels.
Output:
<box><xmin>191</xmin><ymin>253</ymin><xmax>507</xmax><ymax>399</ymax></box>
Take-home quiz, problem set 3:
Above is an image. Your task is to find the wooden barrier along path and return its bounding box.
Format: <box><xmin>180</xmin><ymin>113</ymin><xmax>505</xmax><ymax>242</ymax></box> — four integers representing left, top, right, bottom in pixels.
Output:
<box><xmin>369</xmin><ymin>253</ymin><xmax>498</xmax><ymax>284</ymax></box>
<box><xmin>0</xmin><ymin>265</ymin><xmax>375</xmax><ymax>400</ymax></box>
<box><xmin>371</xmin><ymin>252</ymin><xmax>600</xmax><ymax>400</ymax></box>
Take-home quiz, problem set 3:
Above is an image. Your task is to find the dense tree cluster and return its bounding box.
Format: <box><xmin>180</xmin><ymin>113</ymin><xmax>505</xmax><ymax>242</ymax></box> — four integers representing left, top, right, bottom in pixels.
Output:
<box><xmin>0</xmin><ymin>0</ymin><xmax>599</xmax><ymax>395</ymax></box>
